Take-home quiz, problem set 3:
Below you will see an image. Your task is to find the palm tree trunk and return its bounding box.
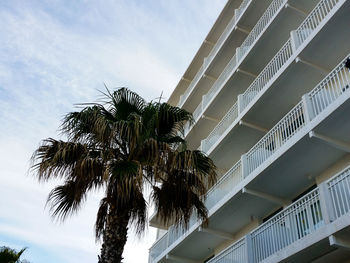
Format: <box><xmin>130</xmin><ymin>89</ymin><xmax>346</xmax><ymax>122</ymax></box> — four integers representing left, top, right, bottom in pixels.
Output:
<box><xmin>98</xmin><ymin>210</ymin><xmax>130</xmax><ymax>263</ymax></box>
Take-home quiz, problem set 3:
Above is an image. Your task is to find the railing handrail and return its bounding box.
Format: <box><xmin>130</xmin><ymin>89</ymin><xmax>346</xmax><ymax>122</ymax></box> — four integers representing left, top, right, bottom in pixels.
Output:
<box><xmin>204</xmin><ymin>53</ymin><xmax>238</xmax><ymax>106</ymax></box>
<box><xmin>245</xmin><ymin>101</ymin><xmax>305</xmax><ymax>174</ymax></box>
<box><xmin>206</xmin><ymin>160</ymin><xmax>242</xmax><ymax>197</ymax></box>
<box><xmin>327</xmin><ymin>166</ymin><xmax>350</xmax><ymax>186</ymax></box>
<box><xmin>207</xmin><ymin>237</ymin><xmax>246</xmax><ymax>263</ymax></box>
<box><xmin>308</xmin><ymin>54</ymin><xmax>350</xmax><ymax>116</ymax></box>
<box><xmin>293</xmin><ymin>0</ymin><xmax>341</xmax><ymax>50</ymax></box>
<box><xmin>238</xmin><ymin>0</ymin><xmax>287</xmax><ymax>60</ymax></box>
<box><xmin>241</xmin><ymin>39</ymin><xmax>293</xmax><ymax>110</ymax></box>
<box><xmin>178</xmin><ymin>0</ymin><xmax>253</xmax><ymax>108</ymax></box>
<box><xmin>202</xmin><ymin>101</ymin><xmax>238</xmax><ymax>152</ymax></box>
<box><xmin>251</xmin><ymin>188</ymin><xmax>320</xmax><ymax>236</ymax></box>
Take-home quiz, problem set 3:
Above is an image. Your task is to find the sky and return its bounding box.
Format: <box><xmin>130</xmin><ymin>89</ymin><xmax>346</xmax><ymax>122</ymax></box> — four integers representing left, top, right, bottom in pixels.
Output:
<box><xmin>0</xmin><ymin>1</ymin><xmax>226</xmax><ymax>262</ymax></box>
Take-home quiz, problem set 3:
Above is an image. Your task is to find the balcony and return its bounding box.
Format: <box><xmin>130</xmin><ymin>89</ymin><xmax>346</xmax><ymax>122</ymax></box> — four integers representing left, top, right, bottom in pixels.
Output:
<box><xmin>184</xmin><ymin>0</ymin><xmax>320</xmax><ymax>150</ymax></box>
<box><xmin>200</xmin><ymin>0</ymin><xmax>350</xmax><ymax>171</ymax></box>
<box><xmin>149</xmin><ymin>53</ymin><xmax>350</xmax><ymax>262</ymax></box>
<box><xmin>179</xmin><ymin>0</ymin><xmax>274</xmax><ymax>113</ymax></box>
<box><xmin>208</xmin><ymin>165</ymin><xmax>350</xmax><ymax>263</ymax></box>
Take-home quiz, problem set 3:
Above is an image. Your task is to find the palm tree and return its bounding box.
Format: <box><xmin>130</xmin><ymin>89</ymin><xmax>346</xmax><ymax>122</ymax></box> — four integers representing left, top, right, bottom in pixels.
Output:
<box><xmin>0</xmin><ymin>246</ymin><xmax>28</xmax><ymax>263</ymax></box>
<box><xmin>31</xmin><ymin>88</ymin><xmax>216</xmax><ymax>263</ymax></box>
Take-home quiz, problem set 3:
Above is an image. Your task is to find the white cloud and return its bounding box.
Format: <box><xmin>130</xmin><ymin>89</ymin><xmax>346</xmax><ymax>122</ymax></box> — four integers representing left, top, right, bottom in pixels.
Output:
<box><xmin>0</xmin><ymin>0</ymin><xmax>226</xmax><ymax>262</ymax></box>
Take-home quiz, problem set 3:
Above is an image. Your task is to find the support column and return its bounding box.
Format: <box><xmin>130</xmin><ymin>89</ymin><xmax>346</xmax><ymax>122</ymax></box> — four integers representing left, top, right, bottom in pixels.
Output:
<box><xmin>241</xmin><ymin>153</ymin><xmax>249</xmax><ymax>179</ymax></box>
<box><xmin>200</xmin><ymin>140</ymin><xmax>204</xmax><ymax>152</ymax></box>
<box><xmin>302</xmin><ymin>94</ymin><xmax>315</xmax><ymax>123</ymax></box>
<box><xmin>237</xmin><ymin>94</ymin><xmax>244</xmax><ymax>114</ymax></box>
<box><xmin>236</xmin><ymin>47</ymin><xmax>243</xmax><ymax>62</ymax></box>
<box><xmin>290</xmin><ymin>30</ymin><xmax>299</xmax><ymax>53</ymax></box>
<box><xmin>318</xmin><ymin>181</ymin><xmax>336</xmax><ymax>224</ymax></box>
<box><xmin>245</xmin><ymin>233</ymin><xmax>254</xmax><ymax>263</ymax></box>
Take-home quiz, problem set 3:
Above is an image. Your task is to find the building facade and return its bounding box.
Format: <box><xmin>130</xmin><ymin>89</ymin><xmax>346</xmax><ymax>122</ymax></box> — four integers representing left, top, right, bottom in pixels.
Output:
<box><xmin>149</xmin><ymin>0</ymin><xmax>350</xmax><ymax>262</ymax></box>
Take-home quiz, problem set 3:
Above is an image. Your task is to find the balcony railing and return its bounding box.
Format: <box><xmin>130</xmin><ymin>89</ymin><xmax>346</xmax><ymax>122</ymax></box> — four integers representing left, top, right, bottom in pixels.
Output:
<box><xmin>237</xmin><ymin>0</ymin><xmax>287</xmax><ymax>62</ymax></box>
<box><xmin>245</xmin><ymin>102</ymin><xmax>306</xmax><ymax>175</ymax></box>
<box><xmin>208</xmin><ymin>165</ymin><xmax>350</xmax><ymax>263</ymax></box>
<box><xmin>205</xmin><ymin>160</ymin><xmax>242</xmax><ymax>209</ymax></box>
<box><xmin>149</xmin><ymin>232</ymin><xmax>168</xmax><ymax>262</ymax></box>
<box><xmin>205</xmin><ymin>0</ymin><xmax>252</xmax><ymax>67</ymax></box>
<box><xmin>178</xmin><ymin>64</ymin><xmax>205</xmax><ymax>106</ymax></box>
<box><xmin>327</xmin><ymin>166</ymin><xmax>350</xmax><ymax>218</ymax></box>
<box><xmin>245</xmin><ymin>54</ymin><xmax>350</xmax><ymax>177</ymax></box>
<box><xmin>149</xmin><ymin>54</ymin><xmax>350</xmax><ymax>262</ymax></box>
<box><xmin>251</xmin><ymin>188</ymin><xmax>323</xmax><ymax>262</ymax></box>
<box><xmin>203</xmin><ymin>54</ymin><xmax>238</xmax><ymax>107</ymax></box>
<box><xmin>168</xmin><ymin>213</ymin><xmax>198</xmax><ymax>247</ymax></box>
<box><xmin>208</xmin><ymin>237</ymin><xmax>246</xmax><ymax>263</ymax></box>
<box><xmin>309</xmin><ymin>58</ymin><xmax>350</xmax><ymax>116</ymax></box>
<box><xmin>292</xmin><ymin>0</ymin><xmax>341</xmax><ymax>51</ymax></box>
<box><xmin>178</xmin><ymin>0</ymin><xmax>253</xmax><ymax>107</ymax></box>
<box><xmin>184</xmin><ymin>0</ymin><xmax>295</xmax><ymax>138</ymax></box>
<box><xmin>199</xmin><ymin>0</ymin><xmax>341</xmax><ymax>157</ymax></box>
<box><xmin>240</xmin><ymin>39</ymin><xmax>293</xmax><ymax>111</ymax></box>
<box><xmin>150</xmin><ymin>163</ymin><xmax>350</xmax><ymax>263</ymax></box>
<box><xmin>201</xmin><ymin>101</ymin><xmax>238</xmax><ymax>153</ymax></box>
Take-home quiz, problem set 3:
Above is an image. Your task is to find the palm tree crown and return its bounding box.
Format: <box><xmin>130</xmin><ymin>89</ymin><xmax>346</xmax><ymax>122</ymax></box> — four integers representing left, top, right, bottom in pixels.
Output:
<box><xmin>0</xmin><ymin>246</ymin><xmax>28</xmax><ymax>263</ymax></box>
<box><xmin>31</xmin><ymin>88</ymin><xmax>216</xmax><ymax>262</ymax></box>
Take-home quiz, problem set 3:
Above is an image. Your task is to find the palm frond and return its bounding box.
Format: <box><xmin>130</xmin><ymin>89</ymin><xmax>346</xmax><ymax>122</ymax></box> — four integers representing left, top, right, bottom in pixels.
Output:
<box><xmin>103</xmin><ymin>88</ymin><xmax>146</xmax><ymax>121</ymax></box>
<box><xmin>31</xmin><ymin>139</ymin><xmax>87</xmax><ymax>181</ymax></box>
<box><xmin>47</xmin><ymin>180</ymin><xmax>87</xmax><ymax>221</ymax></box>
<box><xmin>95</xmin><ymin>197</ymin><xmax>109</xmax><ymax>240</ymax></box>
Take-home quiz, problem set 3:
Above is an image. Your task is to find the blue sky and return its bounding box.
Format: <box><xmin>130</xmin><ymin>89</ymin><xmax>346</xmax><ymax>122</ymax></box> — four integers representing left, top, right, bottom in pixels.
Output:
<box><xmin>0</xmin><ymin>1</ymin><xmax>226</xmax><ymax>262</ymax></box>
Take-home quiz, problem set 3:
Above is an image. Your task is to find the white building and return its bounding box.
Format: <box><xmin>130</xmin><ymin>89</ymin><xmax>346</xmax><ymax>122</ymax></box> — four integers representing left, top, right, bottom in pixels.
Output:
<box><xmin>149</xmin><ymin>0</ymin><xmax>350</xmax><ymax>262</ymax></box>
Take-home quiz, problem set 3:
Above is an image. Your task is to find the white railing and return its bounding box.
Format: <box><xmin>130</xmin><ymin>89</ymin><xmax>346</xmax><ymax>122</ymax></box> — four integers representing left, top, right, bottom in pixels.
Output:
<box><xmin>184</xmin><ymin>101</ymin><xmax>203</xmax><ymax>135</ymax></box>
<box><xmin>150</xmin><ymin>148</ymin><xmax>350</xmax><ymax>263</ymax></box>
<box><xmin>179</xmin><ymin>64</ymin><xmax>205</xmax><ymax>106</ymax></box>
<box><xmin>208</xmin><ymin>237</ymin><xmax>246</xmax><ymax>263</ymax></box>
<box><xmin>235</xmin><ymin>0</ymin><xmax>252</xmax><ymax>19</ymax></box>
<box><xmin>168</xmin><ymin>213</ymin><xmax>198</xmax><ymax>247</ymax></box>
<box><xmin>202</xmin><ymin>101</ymin><xmax>238</xmax><ymax>153</ymax></box>
<box><xmin>165</xmin><ymin>161</ymin><xmax>242</xmax><ymax>249</ymax></box>
<box><xmin>149</xmin><ymin>232</ymin><xmax>168</xmax><ymax>263</ymax></box>
<box><xmin>293</xmin><ymin>0</ymin><xmax>341</xmax><ymax>51</ymax></box>
<box><xmin>205</xmin><ymin>0</ymin><xmax>252</xmax><ymax>65</ymax></box>
<box><xmin>206</xmin><ymin>165</ymin><xmax>350</xmax><ymax>263</ymax></box>
<box><xmin>237</xmin><ymin>0</ymin><xmax>287</xmax><ymax>61</ymax></box>
<box><xmin>328</xmin><ymin>166</ymin><xmax>350</xmax><ymax>219</ymax></box>
<box><xmin>205</xmin><ymin>160</ymin><xmax>242</xmax><ymax>210</ymax></box>
<box><xmin>308</xmin><ymin>57</ymin><xmax>350</xmax><ymax>117</ymax></box>
<box><xmin>150</xmin><ymin>54</ymin><xmax>350</xmax><ymax>263</ymax></box>
<box><xmin>178</xmin><ymin>0</ymin><xmax>253</xmax><ymax>108</ymax></box>
<box><xmin>205</xmin><ymin>15</ymin><xmax>236</xmax><ymax>67</ymax></box>
<box><xmin>245</xmin><ymin>102</ymin><xmax>306</xmax><ymax>175</ymax></box>
<box><xmin>193</xmin><ymin>101</ymin><xmax>203</xmax><ymax>121</ymax></box>
<box><xmin>203</xmin><ymin>54</ymin><xmax>238</xmax><ymax>107</ymax></box>
<box><xmin>251</xmin><ymin>189</ymin><xmax>323</xmax><ymax>262</ymax></box>
<box><xmin>240</xmin><ymin>39</ymin><xmax>293</xmax><ymax>111</ymax></box>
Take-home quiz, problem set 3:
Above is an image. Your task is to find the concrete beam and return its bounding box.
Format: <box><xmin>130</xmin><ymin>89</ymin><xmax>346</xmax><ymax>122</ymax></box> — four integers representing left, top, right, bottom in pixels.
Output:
<box><xmin>204</xmin><ymin>39</ymin><xmax>215</xmax><ymax>47</ymax></box>
<box><xmin>239</xmin><ymin>120</ymin><xmax>269</xmax><ymax>133</ymax></box>
<box><xmin>203</xmin><ymin>74</ymin><xmax>217</xmax><ymax>82</ymax></box>
<box><xmin>329</xmin><ymin>234</ymin><xmax>350</xmax><ymax>250</ymax></box>
<box><xmin>235</xmin><ymin>25</ymin><xmax>250</xmax><ymax>35</ymax></box>
<box><xmin>296</xmin><ymin>57</ymin><xmax>330</xmax><ymax>75</ymax></box>
<box><xmin>242</xmin><ymin>187</ymin><xmax>290</xmax><ymax>206</ymax></box>
<box><xmin>181</xmin><ymin>77</ymin><xmax>192</xmax><ymax>83</ymax></box>
<box><xmin>309</xmin><ymin>131</ymin><xmax>350</xmax><ymax>153</ymax></box>
<box><xmin>198</xmin><ymin>226</ymin><xmax>234</xmax><ymax>240</ymax></box>
<box><xmin>202</xmin><ymin>115</ymin><xmax>220</xmax><ymax>123</ymax></box>
<box><xmin>285</xmin><ymin>3</ymin><xmax>308</xmax><ymax>17</ymax></box>
<box><xmin>237</xmin><ymin>68</ymin><xmax>258</xmax><ymax>78</ymax></box>
<box><xmin>166</xmin><ymin>254</ymin><xmax>200</xmax><ymax>263</ymax></box>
